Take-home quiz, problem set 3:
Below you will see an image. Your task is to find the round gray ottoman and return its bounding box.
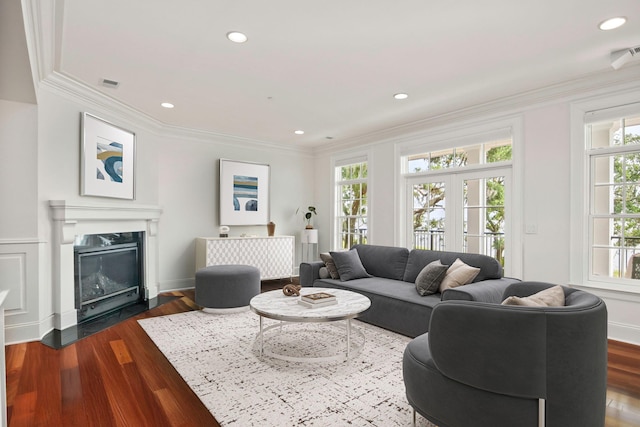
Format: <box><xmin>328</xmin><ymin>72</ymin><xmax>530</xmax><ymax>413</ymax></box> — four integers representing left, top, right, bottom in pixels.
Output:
<box><xmin>195</xmin><ymin>265</ymin><xmax>261</xmax><ymax>313</ymax></box>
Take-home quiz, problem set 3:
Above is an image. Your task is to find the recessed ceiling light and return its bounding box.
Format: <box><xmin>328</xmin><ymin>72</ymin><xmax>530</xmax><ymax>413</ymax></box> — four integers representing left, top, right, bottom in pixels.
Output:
<box><xmin>161</xmin><ymin>102</ymin><xmax>174</xmax><ymax>109</ymax></box>
<box><xmin>599</xmin><ymin>17</ymin><xmax>627</xmax><ymax>30</ymax></box>
<box><xmin>227</xmin><ymin>31</ymin><xmax>248</xmax><ymax>43</ymax></box>
<box><xmin>294</xmin><ymin>130</ymin><xmax>305</xmax><ymax>135</ymax></box>
<box><xmin>394</xmin><ymin>93</ymin><xmax>409</xmax><ymax>100</ymax></box>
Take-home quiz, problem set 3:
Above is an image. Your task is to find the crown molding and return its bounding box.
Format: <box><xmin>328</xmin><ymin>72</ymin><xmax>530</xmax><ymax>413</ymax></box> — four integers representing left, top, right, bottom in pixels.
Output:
<box><xmin>23</xmin><ymin>2</ymin><xmax>311</xmax><ymax>155</ymax></box>
<box><xmin>38</xmin><ymin>72</ymin><xmax>313</xmax><ymax>156</ymax></box>
<box><xmin>24</xmin><ymin>0</ymin><xmax>639</xmax><ymax>158</ymax></box>
<box><xmin>312</xmin><ymin>63</ymin><xmax>640</xmax><ymax>156</ymax></box>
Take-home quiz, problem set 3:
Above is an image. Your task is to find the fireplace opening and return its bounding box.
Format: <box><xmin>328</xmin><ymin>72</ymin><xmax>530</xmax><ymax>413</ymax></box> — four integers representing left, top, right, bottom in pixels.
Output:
<box><xmin>74</xmin><ymin>232</ymin><xmax>145</xmax><ymax>323</ymax></box>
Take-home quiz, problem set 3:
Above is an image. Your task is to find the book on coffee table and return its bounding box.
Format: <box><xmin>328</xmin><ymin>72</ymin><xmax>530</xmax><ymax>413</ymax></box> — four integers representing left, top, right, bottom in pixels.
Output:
<box><xmin>298</xmin><ymin>299</ymin><xmax>338</xmax><ymax>308</ymax></box>
<box><xmin>300</xmin><ymin>292</ymin><xmax>336</xmax><ymax>304</ymax></box>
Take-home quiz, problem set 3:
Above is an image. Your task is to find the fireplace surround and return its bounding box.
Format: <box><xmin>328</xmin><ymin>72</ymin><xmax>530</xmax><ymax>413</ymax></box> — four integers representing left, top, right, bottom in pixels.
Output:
<box><xmin>49</xmin><ymin>200</ymin><xmax>162</xmax><ymax>331</ymax></box>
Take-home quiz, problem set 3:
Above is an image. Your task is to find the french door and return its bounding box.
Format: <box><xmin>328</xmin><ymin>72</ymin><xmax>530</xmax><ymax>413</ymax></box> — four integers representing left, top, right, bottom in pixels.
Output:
<box><xmin>406</xmin><ymin>167</ymin><xmax>511</xmax><ymax>269</ymax></box>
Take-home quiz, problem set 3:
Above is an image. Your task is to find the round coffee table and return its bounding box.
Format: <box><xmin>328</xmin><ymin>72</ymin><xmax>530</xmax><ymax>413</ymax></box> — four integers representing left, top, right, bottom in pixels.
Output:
<box><xmin>249</xmin><ymin>288</ymin><xmax>371</xmax><ymax>362</ymax></box>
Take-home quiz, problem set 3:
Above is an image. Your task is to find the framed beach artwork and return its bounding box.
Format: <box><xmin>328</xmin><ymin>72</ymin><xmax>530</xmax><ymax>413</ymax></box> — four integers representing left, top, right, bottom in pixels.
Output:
<box><xmin>81</xmin><ymin>112</ymin><xmax>135</xmax><ymax>199</ymax></box>
<box><xmin>219</xmin><ymin>159</ymin><xmax>270</xmax><ymax>225</ymax></box>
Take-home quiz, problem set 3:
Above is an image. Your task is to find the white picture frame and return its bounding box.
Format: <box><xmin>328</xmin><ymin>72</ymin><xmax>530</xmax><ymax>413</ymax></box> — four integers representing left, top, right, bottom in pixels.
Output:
<box><xmin>219</xmin><ymin>159</ymin><xmax>270</xmax><ymax>225</ymax></box>
<box><xmin>81</xmin><ymin>112</ymin><xmax>135</xmax><ymax>200</ymax></box>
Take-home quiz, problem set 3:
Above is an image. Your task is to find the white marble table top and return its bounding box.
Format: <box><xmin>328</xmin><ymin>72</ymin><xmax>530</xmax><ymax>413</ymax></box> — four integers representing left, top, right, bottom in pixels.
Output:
<box><xmin>250</xmin><ymin>287</ymin><xmax>371</xmax><ymax>322</ymax></box>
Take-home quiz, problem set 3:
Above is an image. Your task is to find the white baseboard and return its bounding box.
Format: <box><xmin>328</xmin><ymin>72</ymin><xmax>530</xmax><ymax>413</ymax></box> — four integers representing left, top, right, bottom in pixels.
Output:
<box><xmin>54</xmin><ymin>308</ymin><xmax>78</xmax><ymax>330</ymax></box>
<box><xmin>158</xmin><ymin>278</ymin><xmax>195</xmax><ymax>293</ymax></box>
<box><xmin>608</xmin><ymin>321</ymin><xmax>640</xmax><ymax>346</ymax></box>
<box><xmin>5</xmin><ymin>314</ymin><xmax>55</xmax><ymax>345</ymax></box>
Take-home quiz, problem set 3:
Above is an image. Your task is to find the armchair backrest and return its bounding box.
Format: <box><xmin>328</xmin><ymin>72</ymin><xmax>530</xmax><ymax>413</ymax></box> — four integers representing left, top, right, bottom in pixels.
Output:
<box><xmin>428</xmin><ymin>283</ymin><xmax>607</xmax><ymax>427</ymax></box>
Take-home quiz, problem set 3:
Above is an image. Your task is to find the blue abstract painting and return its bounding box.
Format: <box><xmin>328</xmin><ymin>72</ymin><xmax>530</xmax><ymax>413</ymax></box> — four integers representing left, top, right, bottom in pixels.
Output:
<box><xmin>233</xmin><ymin>175</ymin><xmax>258</xmax><ymax>211</ymax></box>
<box><xmin>96</xmin><ymin>141</ymin><xmax>124</xmax><ymax>183</ymax></box>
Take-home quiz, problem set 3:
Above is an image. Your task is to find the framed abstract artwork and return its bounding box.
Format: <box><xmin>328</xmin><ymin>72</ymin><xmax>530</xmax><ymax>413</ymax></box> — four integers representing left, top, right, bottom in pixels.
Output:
<box><xmin>81</xmin><ymin>112</ymin><xmax>135</xmax><ymax>199</ymax></box>
<box><xmin>219</xmin><ymin>159</ymin><xmax>270</xmax><ymax>225</ymax></box>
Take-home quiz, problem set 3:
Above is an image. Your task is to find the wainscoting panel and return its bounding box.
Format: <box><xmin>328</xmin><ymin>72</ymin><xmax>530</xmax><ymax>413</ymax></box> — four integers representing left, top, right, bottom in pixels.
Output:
<box><xmin>0</xmin><ymin>253</ymin><xmax>27</xmax><ymax>312</ymax></box>
<box><xmin>0</xmin><ymin>239</ymin><xmax>45</xmax><ymax>344</ymax></box>
<box><xmin>0</xmin><ymin>249</ymin><xmax>28</xmax><ymax>313</ymax></box>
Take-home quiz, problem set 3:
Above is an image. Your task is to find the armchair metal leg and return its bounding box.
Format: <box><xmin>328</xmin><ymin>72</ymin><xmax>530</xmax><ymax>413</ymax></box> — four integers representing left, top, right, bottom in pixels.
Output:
<box><xmin>538</xmin><ymin>398</ymin><xmax>545</xmax><ymax>427</ymax></box>
<box><xmin>412</xmin><ymin>407</ymin><xmax>416</xmax><ymax>427</ymax></box>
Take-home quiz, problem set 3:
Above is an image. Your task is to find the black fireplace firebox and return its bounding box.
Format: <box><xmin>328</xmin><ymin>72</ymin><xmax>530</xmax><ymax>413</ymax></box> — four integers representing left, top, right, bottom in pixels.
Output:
<box><xmin>74</xmin><ymin>232</ymin><xmax>145</xmax><ymax>323</ymax></box>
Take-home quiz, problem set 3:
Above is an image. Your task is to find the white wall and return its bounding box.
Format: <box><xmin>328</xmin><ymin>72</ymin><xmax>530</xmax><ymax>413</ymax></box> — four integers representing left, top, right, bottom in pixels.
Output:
<box><xmin>3</xmin><ymin>35</ymin><xmax>640</xmax><ymax>345</ymax></box>
<box><xmin>0</xmin><ymin>84</ymin><xmax>315</xmax><ymax>343</ymax></box>
<box><xmin>156</xmin><ymin>133</ymin><xmax>315</xmax><ymax>289</ymax></box>
<box><xmin>520</xmin><ymin>104</ymin><xmax>571</xmax><ymax>283</ymax></box>
<box><xmin>311</xmin><ymin>81</ymin><xmax>640</xmax><ymax>346</ymax></box>
<box><xmin>0</xmin><ymin>99</ymin><xmax>42</xmax><ymax>343</ymax></box>
<box><xmin>0</xmin><ymin>100</ymin><xmax>38</xmax><ymax>237</ymax></box>
<box><xmin>3</xmin><ymin>79</ymin><xmax>640</xmax><ymax>345</ymax></box>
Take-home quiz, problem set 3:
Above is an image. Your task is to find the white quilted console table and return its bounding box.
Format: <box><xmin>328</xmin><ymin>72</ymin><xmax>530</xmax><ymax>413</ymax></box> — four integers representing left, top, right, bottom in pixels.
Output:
<box><xmin>195</xmin><ymin>236</ymin><xmax>295</xmax><ymax>280</ymax></box>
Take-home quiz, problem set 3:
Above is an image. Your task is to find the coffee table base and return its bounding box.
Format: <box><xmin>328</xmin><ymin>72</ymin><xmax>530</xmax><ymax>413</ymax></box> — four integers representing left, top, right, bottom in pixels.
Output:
<box><xmin>254</xmin><ymin>317</ymin><xmax>366</xmax><ymax>363</ymax></box>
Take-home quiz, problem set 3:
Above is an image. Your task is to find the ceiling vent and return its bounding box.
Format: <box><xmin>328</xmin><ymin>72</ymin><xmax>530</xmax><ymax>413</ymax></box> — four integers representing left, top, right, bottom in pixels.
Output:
<box><xmin>611</xmin><ymin>46</ymin><xmax>640</xmax><ymax>70</ymax></box>
<box><xmin>100</xmin><ymin>78</ymin><xmax>120</xmax><ymax>88</ymax></box>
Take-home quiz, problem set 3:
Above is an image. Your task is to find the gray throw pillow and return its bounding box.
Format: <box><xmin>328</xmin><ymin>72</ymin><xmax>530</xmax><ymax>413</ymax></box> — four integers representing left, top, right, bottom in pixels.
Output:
<box><xmin>329</xmin><ymin>249</ymin><xmax>371</xmax><ymax>281</ymax></box>
<box><xmin>415</xmin><ymin>260</ymin><xmax>449</xmax><ymax>296</ymax></box>
<box><xmin>319</xmin><ymin>266</ymin><xmax>330</xmax><ymax>279</ymax></box>
<box><xmin>320</xmin><ymin>253</ymin><xmax>340</xmax><ymax>279</ymax></box>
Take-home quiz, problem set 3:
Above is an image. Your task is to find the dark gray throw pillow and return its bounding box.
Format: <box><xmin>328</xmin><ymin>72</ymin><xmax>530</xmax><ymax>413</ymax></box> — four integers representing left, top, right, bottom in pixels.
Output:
<box><xmin>320</xmin><ymin>252</ymin><xmax>340</xmax><ymax>279</ymax></box>
<box><xmin>329</xmin><ymin>249</ymin><xmax>371</xmax><ymax>281</ymax></box>
<box><xmin>415</xmin><ymin>260</ymin><xmax>449</xmax><ymax>296</ymax></box>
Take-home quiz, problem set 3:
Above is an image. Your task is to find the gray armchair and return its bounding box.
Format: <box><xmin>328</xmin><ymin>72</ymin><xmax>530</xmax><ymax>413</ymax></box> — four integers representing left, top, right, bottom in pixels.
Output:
<box><xmin>402</xmin><ymin>282</ymin><xmax>608</xmax><ymax>427</ymax></box>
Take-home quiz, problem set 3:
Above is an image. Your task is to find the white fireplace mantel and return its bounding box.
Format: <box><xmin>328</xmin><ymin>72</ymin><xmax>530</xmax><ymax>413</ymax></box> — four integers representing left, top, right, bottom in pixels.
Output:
<box><xmin>49</xmin><ymin>200</ymin><xmax>162</xmax><ymax>330</ymax></box>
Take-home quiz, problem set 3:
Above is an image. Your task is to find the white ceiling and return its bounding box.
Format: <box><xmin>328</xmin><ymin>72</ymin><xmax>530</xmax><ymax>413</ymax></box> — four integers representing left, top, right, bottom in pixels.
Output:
<box><xmin>53</xmin><ymin>0</ymin><xmax>640</xmax><ymax>147</ymax></box>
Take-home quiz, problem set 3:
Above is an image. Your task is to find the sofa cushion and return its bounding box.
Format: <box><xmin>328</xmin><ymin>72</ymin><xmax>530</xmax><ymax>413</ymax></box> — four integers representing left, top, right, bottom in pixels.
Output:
<box><xmin>330</xmin><ymin>249</ymin><xmax>372</xmax><ymax>281</ymax></box>
<box><xmin>403</xmin><ymin>249</ymin><xmax>503</xmax><ymax>283</ymax></box>
<box><xmin>439</xmin><ymin>258</ymin><xmax>481</xmax><ymax>292</ymax></box>
<box><xmin>313</xmin><ymin>276</ymin><xmax>440</xmax><ymax>337</ymax></box>
<box><xmin>415</xmin><ymin>260</ymin><xmax>449</xmax><ymax>296</ymax></box>
<box><xmin>502</xmin><ymin>285</ymin><xmax>565</xmax><ymax>307</ymax></box>
<box><xmin>351</xmin><ymin>244</ymin><xmax>409</xmax><ymax>281</ymax></box>
<box><xmin>320</xmin><ymin>252</ymin><xmax>340</xmax><ymax>279</ymax></box>
<box><xmin>314</xmin><ymin>276</ymin><xmax>441</xmax><ymax>309</ymax></box>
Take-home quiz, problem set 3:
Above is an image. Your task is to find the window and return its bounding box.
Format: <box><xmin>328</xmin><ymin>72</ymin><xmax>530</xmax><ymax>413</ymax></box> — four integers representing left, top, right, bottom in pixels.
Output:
<box><xmin>335</xmin><ymin>160</ymin><xmax>368</xmax><ymax>249</ymax></box>
<box><xmin>588</xmin><ymin>114</ymin><xmax>640</xmax><ymax>282</ymax></box>
<box><xmin>403</xmin><ymin>132</ymin><xmax>512</xmax><ymax>268</ymax></box>
<box><xmin>407</xmin><ymin>137</ymin><xmax>512</xmax><ymax>173</ymax></box>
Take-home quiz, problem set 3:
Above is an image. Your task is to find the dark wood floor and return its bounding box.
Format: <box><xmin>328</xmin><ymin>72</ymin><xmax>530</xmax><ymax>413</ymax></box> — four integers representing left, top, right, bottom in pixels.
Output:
<box><xmin>5</xmin><ymin>287</ymin><xmax>640</xmax><ymax>427</ymax></box>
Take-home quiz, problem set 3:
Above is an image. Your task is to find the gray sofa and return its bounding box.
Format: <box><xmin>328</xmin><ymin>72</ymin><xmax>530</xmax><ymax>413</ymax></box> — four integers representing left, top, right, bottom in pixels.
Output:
<box><xmin>300</xmin><ymin>244</ymin><xmax>520</xmax><ymax>338</ymax></box>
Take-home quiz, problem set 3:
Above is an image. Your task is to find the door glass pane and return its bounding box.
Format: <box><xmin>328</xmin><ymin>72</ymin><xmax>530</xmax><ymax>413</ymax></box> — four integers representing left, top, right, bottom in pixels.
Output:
<box><xmin>412</xmin><ymin>182</ymin><xmax>445</xmax><ymax>250</ymax></box>
<box><xmin>463</xmin><ymin>176</ymin><xmax>505</xmax><ymax>265</ymax></box>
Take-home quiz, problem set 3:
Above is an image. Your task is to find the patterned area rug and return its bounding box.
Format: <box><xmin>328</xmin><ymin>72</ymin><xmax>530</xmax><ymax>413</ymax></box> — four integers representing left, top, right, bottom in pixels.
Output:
<box><xmin>138</xmin><ymin>310</ymin><xmax>436</xmax><ymax>426</ymax></box>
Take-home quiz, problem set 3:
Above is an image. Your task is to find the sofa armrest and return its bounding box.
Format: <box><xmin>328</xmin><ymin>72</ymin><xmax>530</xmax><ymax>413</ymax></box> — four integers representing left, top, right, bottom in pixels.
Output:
<box><xmin>299</xmin><ymin>261</ymin><xmax>324</xmax><ymax>287</ymax></box>
<box><xmin>441</xmin><ymin>277</ymin><xmax>520</xmax><ymax>303</ymax></box>
<box><xmin>428</xmin><ymin>300</ymin><xmax>547</xmax><ymax>399</ymax></box>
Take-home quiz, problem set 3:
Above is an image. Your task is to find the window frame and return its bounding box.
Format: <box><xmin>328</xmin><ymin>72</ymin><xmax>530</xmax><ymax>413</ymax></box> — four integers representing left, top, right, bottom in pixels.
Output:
<box><xmin>331</xmin><ymin>154</ymin><xmax>370</xmax><ymax>250</ymax></box>
<box><xmin>570</xmin><ymin>94</ymin><xmax>640</xmax><ymax>294</ymax></box>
